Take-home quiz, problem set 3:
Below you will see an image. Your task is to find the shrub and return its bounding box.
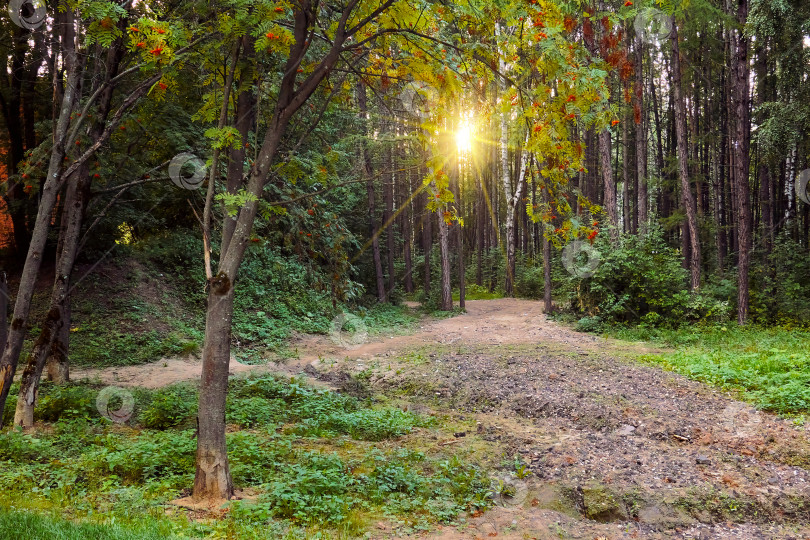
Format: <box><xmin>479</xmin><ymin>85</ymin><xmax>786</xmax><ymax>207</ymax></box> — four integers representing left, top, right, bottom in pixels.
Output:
<box><xmin>226</xmin><ymin>396</ymin><xmax>284</xmax><ymax>428</ymax></box>
<box><xmin>227</xmin><ymin>431</ymin><xmax>293</xmax><ymax>485</ymax></box>
<box><xmin>138</xmin><ymin>386</ymin><xmax>196</xmax><ymax>429</ymax></box>
<box><xmin>750</xmin><ymin>232</ymin><xmax>810</xmax><ymax>324</ymax></box>
<box><xmin>515</xmin><ymin>264</ymin><xmax>545</xmax><ymax>299</ymax></box>
<box><xmin>88</xmin><ymin>430</ymin><xmax>196</xmax><ymax>483</ymax></box>
<box><xmin>297</xmin><ymin>407</ymin><xmax>430</xmax><ymax>441</ymax></box>
<box><xmin>36</xmin><ymin>384</ymin><xmax>98</xmax><ymax>422</ymax></box>
<box><xmin>561</xmin><ymin>226</ymin><xmax>731</xmax><ymax>327</ymax></box>
<box><xmin>261</xmin><ymin>452</ymin><xmax>357</xmax><ymax>524</ymax></box>
<box><xmin>0</xmin><ymin>429</ymin><xmax>55</xmax><ymax>462</ymax></box>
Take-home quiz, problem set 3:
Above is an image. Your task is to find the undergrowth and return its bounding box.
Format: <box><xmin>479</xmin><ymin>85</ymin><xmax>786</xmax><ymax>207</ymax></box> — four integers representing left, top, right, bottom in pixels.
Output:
<box><xmin>31</xmin><ymin>232</ymin><xmax>423</xmax><ymax>368</ymax></box>
<box><xmin>611</xmin><ymin>324</ymin><xmax>810</xmax><ymax>416</ymax></box>
<box><xmin>0</xmin><ymin>374</ymin><xmax>491</xmax><ymax>538</ymax></box>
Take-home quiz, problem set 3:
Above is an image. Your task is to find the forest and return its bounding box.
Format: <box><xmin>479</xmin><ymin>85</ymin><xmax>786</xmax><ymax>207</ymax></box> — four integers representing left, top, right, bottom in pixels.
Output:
<box><xmin>0</xmin><ymin>0</ymin><xmax>809</xmax><ymax>538</ymax></box>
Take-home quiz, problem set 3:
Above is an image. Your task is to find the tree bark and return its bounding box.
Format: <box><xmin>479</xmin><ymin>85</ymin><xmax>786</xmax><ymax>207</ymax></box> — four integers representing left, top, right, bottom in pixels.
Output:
<box><xmin>402</xmin><ymin>165</ymin><xmax>414</xmax><ymax>293</ymax></box>
<box><xmin>384</xmin><ymin>140</ymin><xmax>396</xmax><ymax>296</ymax></box>
<box><xmin>15</xmin><ymin>26</ymin><xmax>128</xmax><ymax>423</ymax></box>
<box><xmin>599</xmin><ymin>129</ymin><xmax>618</xmax><ymax>242</ymax></box>
<box><xmin>46</xmin><ymin>310</ymin><xmax>70</xmax><ymax>384</ymax></box>
<box><xmin>670</xmin><ymin>18</ymin><xmax>702</xmax><ymax>291</ymax></box>
<box><xmin>635</xmin><ymin>34</ymin><xmax>648</xmax><ymax>233</ymax></box>
<box><xmin>730</xmin><ymin>0</ymin><xmax>752</xmax><ymax>323</ymax></box>
<box><xmin>14</xmin><ymin>166</ymin><xmax>90</xmax><ymax>426</ymax></box>
<box><xmin>222</xmin><ymin>36</ymin><xmax>256</xmax><ymax>255</ymax></box>
<box><xmin>193</xmin><ymin>277</ymin><xmax>235</xmax><ymax>501</ymax></box>
<box><xmin>500</xmin><ymin>126</ymin><xmax>527</xmax><ymax>296</ymax></box>
<box><xmin>455</xmin><ymin>158</ymin><xmax>465</xmax><ymax>310</ymax></box>
<box><xmin>422</xmin><ymin>180</ymin><xmax>432</xmax><ymax>295</ymax></box>
<box><xmin>543</xmin><ymin>231</ymin><xmax>552</xmax><ymax>312</ymax></box>
<box><xmin>438</xmin><ymin>212</ymin><xmax>452</xmax><ymax>310</ymax></box>
<box><xmin>622</xmin><ymin>119</ymin><xmax>631</xmax><ymax>234</ymax></box>
<box><xmin>190</xmin><ymin>1</ymin><xmax>398</xmax><ymax>500</ymax></box>
<box><xmin>356</xmin><ymin>81</ymin><xmax>385</xmax><ymax>302</ymax></box>
<box><xmin>0</xmin><ymin>273</ymin><xmax>6</xmax><ymax>361</ymax></box>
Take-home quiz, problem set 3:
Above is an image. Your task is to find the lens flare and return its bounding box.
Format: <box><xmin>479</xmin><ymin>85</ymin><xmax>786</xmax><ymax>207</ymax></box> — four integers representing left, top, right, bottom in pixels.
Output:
<box><xmin>456</xmin><ymin>121</ymin><xmax>472</xmax><ymax>153</ymax></box>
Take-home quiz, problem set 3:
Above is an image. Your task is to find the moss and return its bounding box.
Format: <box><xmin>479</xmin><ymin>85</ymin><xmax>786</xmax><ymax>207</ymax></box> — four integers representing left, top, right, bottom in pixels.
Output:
<box><xmin>581</xmin><ymin>481</ymin><xmax>627</xmax><ymax>522</ymax></box>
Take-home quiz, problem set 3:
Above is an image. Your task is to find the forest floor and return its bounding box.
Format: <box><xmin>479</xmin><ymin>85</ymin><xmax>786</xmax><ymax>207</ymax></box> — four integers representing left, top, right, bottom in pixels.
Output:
<box><xmin>76</xmin><ymin>299</ymin><xmax>810</xmax><ymax>539</ymax></box>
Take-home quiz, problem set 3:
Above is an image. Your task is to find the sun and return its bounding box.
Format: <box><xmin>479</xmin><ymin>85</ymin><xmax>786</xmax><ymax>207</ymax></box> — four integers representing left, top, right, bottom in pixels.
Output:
<box><xmin>456</xmin><ymin>120</ymin><xmax>473</xmax><ymax>153</ymax></box>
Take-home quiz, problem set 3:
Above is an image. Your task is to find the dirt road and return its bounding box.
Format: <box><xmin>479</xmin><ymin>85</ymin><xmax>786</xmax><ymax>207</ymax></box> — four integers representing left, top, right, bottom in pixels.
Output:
<box><xmin>76</xmin><ymin>299</ymin><xmax>810</xmax><ymax>539</ymax></box>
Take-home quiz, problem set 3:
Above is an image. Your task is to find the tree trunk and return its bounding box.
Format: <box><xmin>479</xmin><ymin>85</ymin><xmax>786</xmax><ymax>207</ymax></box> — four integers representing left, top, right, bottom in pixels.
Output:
<box><xmin>356</xmin><ymin>82</ymin><xmax>385</xmax><ymax>302</ymax></box>
<box><xmin>402</xmin><ymin>166</ymin><xmax>414</xmax><ymax>293</ymax></box>
<box><xmin>717</xmin><ymin>57</ymin><xmax>729</xmax><ymax>272</ymax></box>
<box><xmin>622</xmin><ymin>119</ymin><xmax>631</xmax><ymax>234</ymax></box>
<box><xmin>458</xmin><ymin>225</ymin><xmax>465</xmax><ymax>310</ymax></box>
<box><xmin>384</xmin><ymin>140</ymin><xmax>396</xmax><ymax>296</ymax></box>
<box><xmin>501</xmin><ymin>128</ymin><xmax>527</xmax><ymax>296</ymax></box>
<box><xmin>500</xmin><ymin>100</ymin><xmax>515</xmax><ymax>295</ymax></box>
<box><xmin>543</xmin><ymin>231</ymin><xmax>552</xmax><ymax>312</ymax></box>
<box><xmin>438</xmin><ymin>212</ymin><xmax>452</xmax><ymax>310</ymax></box>
<box><xmin>455</xmin><ymin>161</ymin><xmax>466</xmax><ymax>310</ymax></box>
<box><xmin>730</xmin><ymin>0</ymin><xmax>752</xmax><ymax>323</ymax></box>
<box><xmin>599</xmin><ymin>129</ymin><xmax>618</xmax><ymax>242</ymax></box>
<box><xmin>14</xmin><ymin>167</ymin><xmax>89</xmax><ymax>426</ymax></box>
<box><xmin>422</xmin><ymin>180</ymin><xmax>432</xmax><ymax>295</ymax></box>
<box><xmin>670</xmin><ymin>19</ymin><xmax>701</xmax><ymax>291</ymax></box>
<box><xmin>46</xmin><ymin>311</ymin><xmax>70</xmax><ymax>384</ymax></box>
<box><xmin>15</xmin><ymin>30</ymin><xmax>127</xmax><ymax>422</ymax></box>
<box><xmin>0</xmin><ymin>273</ymin><xmax>7</xmax><ymax>360</ymax></box>
<box><xmin>193</xmin><ymin>277</ymin><xmax>235</xmax><ymax>501</ymax></box>
<box><xmin>476</xmin><ymin>170</ymin><xmax>484</xmax><ymax>286</ymax></box>
<box><xmin>188</xmin><ymin>1</ymin><xmax>394</xmax><ymax>502</ymax></box>
<box><xmin>222</xmin><ymin>37</ymin><xmax>256</xmax><ymax>254</ymax></box>
<box><xmin>635</xmin><ymin>34</ymin><xmax>648</xmax><ymax>233</ymax></box>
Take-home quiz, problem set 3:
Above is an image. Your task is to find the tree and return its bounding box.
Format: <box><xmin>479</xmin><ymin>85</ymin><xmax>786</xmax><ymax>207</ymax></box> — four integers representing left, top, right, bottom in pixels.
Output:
<box><xmin>357</xmin><ymin>80</ymin><xmax>386</xmax><ymax>303</ymax></box>
<box><xmin>729</xmin><ymin>0</ymin><xmax>752</xmax><ymax>323</ymax></box>
<box><xmin>670</xmin><ymin>17</ymin><xmax>701</xmax><ymax>291</ymax></box>
<box><xmin>187</xmin><ymin>0</ymin><xmax>426</xmax><ymax>502</ymax></box>
<box><xmin>0</xmin><ymin>2</ymin><xmax>163</xmax><ymax>420</ymax></box>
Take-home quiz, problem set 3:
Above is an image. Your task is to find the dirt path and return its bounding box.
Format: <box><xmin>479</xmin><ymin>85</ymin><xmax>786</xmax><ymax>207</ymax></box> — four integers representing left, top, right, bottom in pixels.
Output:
<box><xmin>72</xmin><ymin>298</ymin><xmax>629</xmax><ymax>387</ymax></box>
<box><xmin>75</xmin><ymin>299</ymin><xmax>810</xmax><ymax>539</ymax></box>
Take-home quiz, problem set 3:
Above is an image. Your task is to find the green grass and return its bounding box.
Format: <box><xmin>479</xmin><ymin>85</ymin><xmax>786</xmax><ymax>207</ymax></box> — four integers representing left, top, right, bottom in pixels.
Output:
<box><xmin>611</xmin><ymin>324</ymin><xmax>810</xmax><ymax>416</ymax></box>
<box><xmin>362</xmin><ymin>303</ymin><xmax>421</xmax><ymax>336</ymax></box>
<box><xmin>0</xmin><ymin>509</ymin><xmax>174</xmax><ymax>540</ymax></box>
<box><xmin>0</xmin><ymin>375</ymin><xmax>491</xmax><ymax>538</ymax></box>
